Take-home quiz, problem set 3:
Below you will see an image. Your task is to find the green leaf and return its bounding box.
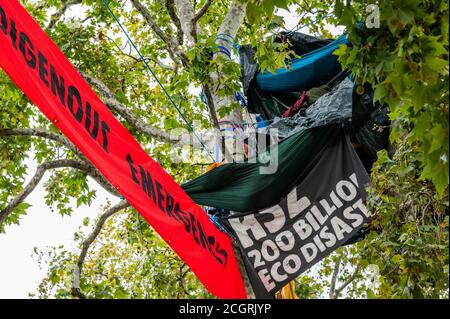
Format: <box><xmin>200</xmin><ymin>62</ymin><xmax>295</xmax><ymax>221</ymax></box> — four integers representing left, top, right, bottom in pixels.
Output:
<box><xmin>332</xmin><ymin>44</ymin><xmax>348</xmax><ymax>57</ymax></box>
<box><xmin>113</xmin><ymin>286</ymin><xmax>129</xmax><ymax>299</ymax></box>
<box><xmin>428</xmin><ymin>124</ymin><xmax>447</xmax><ymax>154</ymax></box>
<box><xmin>273</xmin><ymin>0</ymin><xmax>289</xmax><ymax>10</ymax></box>
<box><xmin>424</xmin><ymin>56</ymin><xmax>448</xmax><ymax>72</ymax></box>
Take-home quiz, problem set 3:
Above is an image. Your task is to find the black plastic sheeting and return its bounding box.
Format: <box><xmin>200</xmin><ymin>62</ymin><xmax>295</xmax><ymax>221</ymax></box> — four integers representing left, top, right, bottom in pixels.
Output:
<box><xmin>245</xmin><ymin>88</ymin><xmax>301</xmax><ymax>120</ymax></box>
<box><xmin>239</xmin><ymin>32</ymin><xmax>334</xmax><ymax>120</ymax></box>
<box><xmin>260</xmin><ymin>77</ymin><xmax>354</xmax><ymax>139</ymax></box>
<box><xmin>243</xmin><ymin>78</ymin><xmax>390</xmax><ymax>171</ymax></box>
<box><xmin>351</xmin><ymin>83</ymin><xmax>391</xmax><ymax>166</ymax></box>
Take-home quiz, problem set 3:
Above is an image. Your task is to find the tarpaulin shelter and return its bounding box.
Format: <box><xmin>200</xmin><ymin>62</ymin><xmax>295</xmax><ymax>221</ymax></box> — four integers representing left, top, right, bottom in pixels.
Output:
<box><xmin>255</xmin><ymin>34</ymin><xmax>349</xmax><ymax>93</ymax></box>
<box><xmin>182</xmin><ymin>31</ymin><xmax>391</xmax><ymax>297</ymax></box>
<box><xmin>240</xmin><ymin>32</ymin><xmax>349</xmax><ymax>120</ymax></box>
<box><xmin>183</xmin><ymin>125</ymin><xmax>338</xmax><ymax>212</ymax></box>
<box><xmin>182</xmin><ymin>78</ymin><xmax>390</xmax><ymax>212</ymax></box>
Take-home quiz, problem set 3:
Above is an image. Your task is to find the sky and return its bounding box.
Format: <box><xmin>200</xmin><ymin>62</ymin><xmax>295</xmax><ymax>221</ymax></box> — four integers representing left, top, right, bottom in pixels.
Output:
<box><xmin>0</xmin><ymin>157</ymin><xmax>117</xmax><ymax>298</ymax></box>
<box><xmin>0</xmin><ymin>3</ymin><xmax>342</xmax><ymax>299</ymax></box>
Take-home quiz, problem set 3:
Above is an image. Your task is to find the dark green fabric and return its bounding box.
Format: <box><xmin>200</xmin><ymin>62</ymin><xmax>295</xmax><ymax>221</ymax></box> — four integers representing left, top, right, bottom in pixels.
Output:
<box><xmin>182</xmin><ymin>125</ymin><xmax>340</xmax><ymax>212</ymax></box>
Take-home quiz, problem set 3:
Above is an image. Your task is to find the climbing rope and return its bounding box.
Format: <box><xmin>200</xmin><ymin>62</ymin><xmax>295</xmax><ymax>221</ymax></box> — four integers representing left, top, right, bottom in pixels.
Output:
<box><xmin>102</xmin><ymin>0</ymin><xmax>214</xmax><ymax>161</ymax></box>
<box><xmin>324</xmin><ymin>69</ymin><xmax>349</xmax><ymax>88</ymax></box>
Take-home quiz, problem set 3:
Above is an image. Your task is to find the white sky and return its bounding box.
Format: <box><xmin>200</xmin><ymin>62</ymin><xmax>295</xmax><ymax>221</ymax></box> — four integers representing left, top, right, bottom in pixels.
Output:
<box><xmin>0</xmin><ymin>157</ymin><xmax>117</xmax><ymax>298</ymax></box>
<box><xmin>0</xmin><ymin>3</ymin><xmax>343</xmax><ymax>299</ymax></box>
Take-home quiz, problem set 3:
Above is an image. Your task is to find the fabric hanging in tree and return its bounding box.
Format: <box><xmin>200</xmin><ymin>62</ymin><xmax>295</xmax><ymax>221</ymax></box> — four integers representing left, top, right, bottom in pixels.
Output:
<box><xmin>182</xmin><ymin>78</ymin><xmax>389</xmax><ymax>214</ymax></box>
<box><xmin>351</xmin><ymin>83</ymin><xmax>390</xmax><ymax>164</ymax></box>
<box><xmin>260</xmin><ymin>77</ymin><xmax>353</xmax><ymax>140</ymax></box>
<box><xmin>245</xmin><ymin>87</ymin><xmax>301</xmax><ymax>121</ymax></box>
<box><xmin>239</xmin><ymin>32</ymin><xmax>334</xmax><ymax>96</ymax></box>
<box><xmin>221</xmin><ymin>130</ymin><xmax>371</xmax><ymax>298</ymax></box>
<box><xmin>255</xmin><ymin>34</ymin><xmax>348</xmax><ymax>93</ymax></box>
<box><xmin>239</xmin><ymin>32</ymin><xmax>339</xmax><ymax>121</ymax></box>
<box><xmin>275</xmin><ymin>281</ymin><xmax>298</xmax><ymax>299</ymax></box>
<box><xmin>182</xmin><ymin>79</ymin><xmax>354</xmax><ymax>213</ymax></box>
<box><xmin>183</xmin><ymin>125</ymin><xmax>338</xmax><ymax>212</ymax></box>
<box><xmin>282</xmin><ymin>90</ymin><xmax>307</xmax><ymax>118</ymax></box>
<box><xmin>0</xmin><ymin>0</ymin><xmax>246</xmax><ymax>299</ymax></box>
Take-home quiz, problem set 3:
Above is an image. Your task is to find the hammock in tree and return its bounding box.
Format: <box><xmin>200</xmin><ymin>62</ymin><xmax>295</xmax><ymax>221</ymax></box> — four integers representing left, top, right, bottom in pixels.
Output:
<box><xmin>182</xmin><ymin>125</ymin><xmax>339</xmax><ymax>212</ymax></box>
<box><xmin>182</xmin><ymin>79</ymin><xmax>389</xmax><ymax>212</ymax></box>
<box><xmin>254</xmin><ymin>34</ymin><xmax>348</xmax><ymax>93</ymax></box>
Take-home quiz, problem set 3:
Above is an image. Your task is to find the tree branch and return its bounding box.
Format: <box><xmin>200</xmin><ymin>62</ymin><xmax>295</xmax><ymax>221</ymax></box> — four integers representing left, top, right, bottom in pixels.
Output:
<box><xmin>47</xmin><ymin>0</ymin><xmax>82</xmax><ymax>29</ymax></box>
<box><xmin>148</xmin><ymin>56</ymin><xmax>176</xmax><ymax>71</ymax></box>
<box><xmin>78</xmin><ymin>71</ymin><xmax>185</xmax><ymax>145</ymax></box>
<box><xmin>209</xmin><ymin>0</ymin><xmax>247</xmax><ymax>114</ymax></box>
<box><xmin>335</xmin><ymin>265</ymin><xmax>361</xmax><ymax>297</ymax></box>
<box><xmin>0</xmin><ymin>128</ymin><xmax>119</xmax><ymax>196</ymax></box>
<box><xmin>166</xmin><ymin>0</ymin><xmax>184</xmax><ymax>45</ymax></box>
<box><xmin>329</xmin><ymin>256</ymin><xmax>342</xmax><ymax>299</ymax></box>
<box><xmin>202</xmin><ymin>84</ymin><xmax>220</xmax><ymax>130</ymax></box>
<box><xmin>0</xmin><ymin>127</ymin><xmax>83</xmax><ymax>159</ymax></box>
<box><xmin>174</xmin><ymin>0</ymin><xmax>197</xmax><ymax>44</ymax></box>
<box><xmin>130</xmin><ymin>0</ymin><xmax>189</xmax><ymax>66</ymax></box>
<box><xmin>72</xmin><ymin>200</ymin><xmax>130</xmax><ymax>298</ymax></box>
<box><xmin>0</xmin><ymin>159</ymin><xmax>92</xmax><ymax>227</ymax></box>
<box><xmin>193</xmin><ymin>0</ymin><xmax>212</xmax><ymax>23</ymax></box>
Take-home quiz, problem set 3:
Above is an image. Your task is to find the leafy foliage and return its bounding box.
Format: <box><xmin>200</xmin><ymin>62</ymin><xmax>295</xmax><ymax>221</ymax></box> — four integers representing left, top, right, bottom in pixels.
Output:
<box><xmin>333</xmin><ymin>0</ymin><xmax>449</xmax><ymax>194</ymax></box>
<box><xmin>333</xmin><ymin>0</ymin><xmax>449</xmax><ymax>298</ymax></box>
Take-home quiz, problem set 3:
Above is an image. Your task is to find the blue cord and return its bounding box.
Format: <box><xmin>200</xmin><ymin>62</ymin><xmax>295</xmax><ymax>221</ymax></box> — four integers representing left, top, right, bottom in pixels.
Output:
<box><xmin>214</xmin><ymin>45</ymin><xmax>231</xmax><ymax>58</ymax></box>
<box><xmin>216</xmin><ymin>33</ymin><xmax>234</xmax><ymax>42</ymax></box>
<box><xmin>102</xmin><ymin>0</ymin><xmax>214</xmax><ymax>161</ymax></box>
<box><xmin>235</xmin><ymin>92</ymin><xmax>247</xmax><ymax>107</ymax></box>
<box><xmin>215</xmin><ymin>35</ymin><xmax>234</xmax><ymax>45</ymax></box>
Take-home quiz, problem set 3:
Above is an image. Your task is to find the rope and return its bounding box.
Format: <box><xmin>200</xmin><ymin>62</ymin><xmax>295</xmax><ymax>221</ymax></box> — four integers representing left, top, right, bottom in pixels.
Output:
<box><xmin>215</xmin><ymin>35</ymin><xmax>234</xmax><ymax>45</ymax></box>
<box><xmin>325</xmin><ymin>69</ymin><xmax>348</xmax><ymax>88</ymax></box>
<box><xmin>215</xmin><ymin>33</ymin><xmax>240</xmax><ymax>53</ymax></box>
<box><xmin>213</xmin><ymin>45</ymin><xmax>231</xmax><ymax>58</ymax></box>
<box><xmin>102</xmin><ymin>0</ymin><xmax>214</xmax><ymax>161</ymax></box>
<box><xmin>216</xmin><ymin>33</ymin><xmax>234</xmax><ymax>43</ymax></box>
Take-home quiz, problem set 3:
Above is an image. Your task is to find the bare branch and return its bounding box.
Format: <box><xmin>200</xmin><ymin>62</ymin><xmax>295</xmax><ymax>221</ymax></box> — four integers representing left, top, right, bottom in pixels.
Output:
<box><xmin>335</xmin><ymin>265</ymin><xmax>361</xmax><ymax>297</ymax></box>
<box><xmin>193</xmin><ymin>0</ymin><xmax>212</xmax><ymax>23</ymax></box>
<box><xmin>202</xmin><ymin>84</ymin><xmax>220</xmax><ymax>130</ymax></box>
<box><xmin>72</xmin><ymin>200</ymin><xmax>130</xmax><ymax>298</ymax></box>
<box><xmin>78</xmin><ymin>71</ymin><xmax>184</xmax><ymax>145</ymax></box>
<box><xmin>130</xmin><ymin>0</ymin><xmax>189</xmax><ymax>66</ymax></box>
<box><xmin>0</xmin><ymin>128</ymin><xmax>119</xmax><ymax>195</ymax></box>
<box><xmin>0</xmin><ymin>127</ymin><xmax>84</xmax><ymax>159</ymax></box>
<box><xmin>178</xmin><ymin>263</ymin><xmax>190</xmax><ymax>296</ymax></box>
<box><xmin>47</xmin><ymin>0</ymin><xmax>82</xmax><ymax>29</ymax></box>
<box><xmin>209</xmin><ymin>0</ymin><xmax>247</xmax><ymax>114</ymax></box>
<box><xmin>329</xmin><ymin>256</ymin><xmax>342</xmax><ymax>299</ymax></box>
<box><xmin>0</xmin><ymin>159</ymin><xmax>87</xmax><ymax>227</ymax></box>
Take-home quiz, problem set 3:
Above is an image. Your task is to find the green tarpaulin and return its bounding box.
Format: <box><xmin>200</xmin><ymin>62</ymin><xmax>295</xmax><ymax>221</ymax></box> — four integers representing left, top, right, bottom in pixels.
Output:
<box><xmin>182</xmin><ymin>125</ymin><xmax>340</xmax><ymax>212</ymax></box>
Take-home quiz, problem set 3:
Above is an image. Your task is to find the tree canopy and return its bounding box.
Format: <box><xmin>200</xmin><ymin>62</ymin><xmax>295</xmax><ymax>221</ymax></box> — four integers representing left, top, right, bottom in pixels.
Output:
<box><xmin>0</xmin><ymin>0</ymin><xmax>448</xmax><ymax>299</ymax></box>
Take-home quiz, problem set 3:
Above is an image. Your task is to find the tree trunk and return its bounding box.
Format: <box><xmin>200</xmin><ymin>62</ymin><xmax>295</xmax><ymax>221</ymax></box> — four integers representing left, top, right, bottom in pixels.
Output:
<box><xmin>207</xmin><ymin>0</ymin><xmax>255</xmax><ymax>298</ymax></box>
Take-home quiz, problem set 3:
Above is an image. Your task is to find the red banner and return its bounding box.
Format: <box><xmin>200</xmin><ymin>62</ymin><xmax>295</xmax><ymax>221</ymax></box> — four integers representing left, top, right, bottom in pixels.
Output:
<box><xmin>0</xmin><ymin>0</ymin><xmax>246</xmax><ymax>299</ymax></box>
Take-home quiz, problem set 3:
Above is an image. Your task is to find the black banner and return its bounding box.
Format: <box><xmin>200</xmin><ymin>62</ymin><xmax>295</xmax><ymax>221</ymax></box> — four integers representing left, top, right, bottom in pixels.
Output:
<box><xmin>222</xmin><ymin>130</ymin><xmax>371</xmax><ymax>298</ymax></box>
